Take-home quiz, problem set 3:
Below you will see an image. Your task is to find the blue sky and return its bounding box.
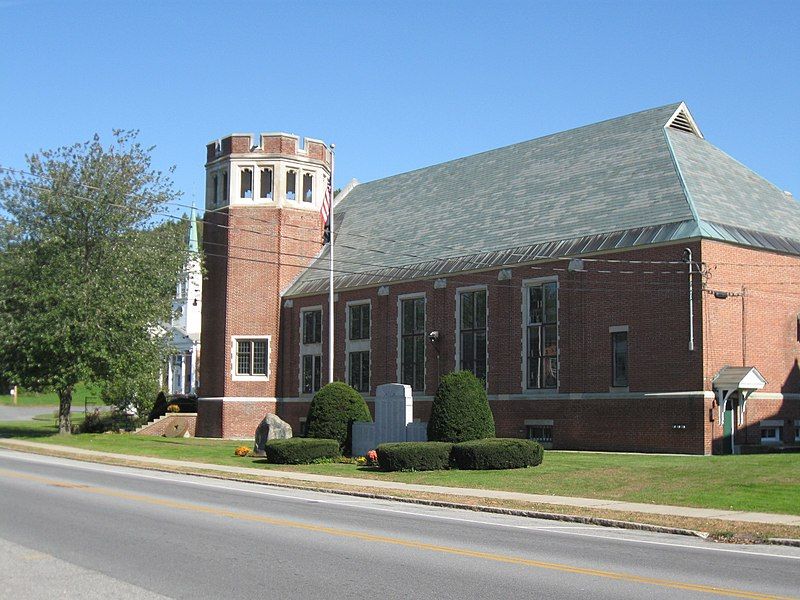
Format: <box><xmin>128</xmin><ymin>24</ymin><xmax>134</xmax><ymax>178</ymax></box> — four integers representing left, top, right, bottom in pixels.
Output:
<box><xmin>1</xmin><ymin>0</ymin><xmax>798</xmax><ymax>215</ymax></box>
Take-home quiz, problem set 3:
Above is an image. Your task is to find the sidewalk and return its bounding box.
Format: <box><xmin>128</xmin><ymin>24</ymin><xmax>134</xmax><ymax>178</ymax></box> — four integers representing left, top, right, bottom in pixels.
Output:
<box><xmin>3</xmin><ymin>438</ymin><xmax>800</xmax><ymax>529</ymax></box>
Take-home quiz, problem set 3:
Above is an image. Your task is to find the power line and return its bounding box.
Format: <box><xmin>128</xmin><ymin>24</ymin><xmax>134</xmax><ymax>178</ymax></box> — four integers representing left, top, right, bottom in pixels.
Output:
<box><xmin>0</xmin><ymin>165</ymin><xmax>702</xmax><ymax>269</ymax></box>
<box><xmin>5</xmin><ymin>165</ymin><xmax>798</xmax><ymax>297</ymax></box>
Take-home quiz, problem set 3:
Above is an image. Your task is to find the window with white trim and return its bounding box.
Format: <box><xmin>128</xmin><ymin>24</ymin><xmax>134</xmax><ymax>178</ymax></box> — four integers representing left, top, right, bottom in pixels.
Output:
<box><xmin>286</xmin><ymin>169</ymin><xmax>297</xmax><ymax>201</ymax></box>
<box><xmin>459</xmin><ymin>288</ymin><xmax>486</xmax><ymax>380</ymax></box>
<box><xmin>347</xmin><ymin>302</ymin><xmax>371</xmax><ymax>393</ymax></box>
<box><xmin>303</xmin><ymin>173</ymin><xmax>314</xmax><ymax>203</ymax></box>
<box><xmin>611</xmin><ymin>328</ymin><xmax>629</xmax><ymax>388</ymax></box>
<box><xmin>760</xmin><ymin>421</ymin><xmax>782</xmax><ymax>444</ymax></box>
<box><xmin>234</xmin><ymin>338</ymin><xmax>269</xmax><ymax>377</ymax></box>
<box><xmin>300</xmin><ymin>308</ymin><xmax>322</xmax><ymax>394</ymax></box>
<box><xmin>400</xmin><ymin>296</ymin><xmax>425</xmax><ymax>391</ymax></box>
<box><xmin>349</xmin><ymin>350</ymin><xmax>370</xmax><ymax>392</ymax></box>
<box><xmin>240</xmin><ymin>167</ymin><xmax>253</xmax><ymax>199</ymax></box>
<box><xmin>303</xmin><ymin>309</ymin><xmax>322</xmax><ymax>344</ymax></box>
<box><xmin>222</xmin><ymin>170</ymin><xmax>229</xmax><ymax>202</ymax></box>
<box><xmin>259</xmin><ymin>167</ymin><xmax>273</xmax><ymax>200</ymax></box>
<box><xmin>302</xmin><ymin>355</ymin><xmax>321</xmax><ymax>394</ymax></box>
<box><xmin>525</xmin><ymin>281</ymin><xmax>557</xmax><ymax>389</ymax></box>
<box><xmin>349</xmin><ymin>303</ymin><xmax>371</xmax><ymax>340</ymax></box>
<box><xmin>210</xmin><ymin>173</ymin><xmax>219</xmax><ymax>206</ymax></box>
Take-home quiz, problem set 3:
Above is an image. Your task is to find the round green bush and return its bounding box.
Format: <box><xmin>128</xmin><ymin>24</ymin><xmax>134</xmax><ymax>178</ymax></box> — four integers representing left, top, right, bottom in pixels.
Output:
<box><xmin>451</xmin><ymin>438</ymin><xmax>544</xmax><ymax>470</ymax></box>
<box><xmin>305</xmin><ymin>381</ymin><xmax>372</xmax><ymax>454</ymax></box>
<box><xmin>263</xmin><ymin>438</ymin><xmax>340</xmax><ymax>464</ymax></box>
<box><xmin>427</xmin><ymin>370</ymin><xmax>495</xmax><ymax>443</ymax></box>
<box><xmin>376</xmin><ymin>442</ymin><xmax>454</xmax><ymax>472</ymax></box>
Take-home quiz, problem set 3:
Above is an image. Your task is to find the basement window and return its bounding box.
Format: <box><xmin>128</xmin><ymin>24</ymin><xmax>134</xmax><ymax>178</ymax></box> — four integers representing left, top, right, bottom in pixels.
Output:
<box><xmin>240</xmin><ymin>168</ymin><xmax>253</xmax><ymax>199</ymax></box>
<box><xmin>760</xmin><ymin>421</ymin><xmax>782</xmax><ymax>444</ymax></box>
<box><xmin>795</xmin><ymin>420</ymin><xmax>800</xmax><ymax>442</ymax></box>
<box><xmin>303</xmin><ymin>173</ymin><xmax>314</xmax><ymax>203</ymax></box>
<box><xmin>525</xmin><ymin>419</ymin><xmax>553</xmax><ymax>449</ymax></box>
<box><xmin>286</xmin><ymin>169</ymin><xmax>297</xmax><ymax>201</ymax></box>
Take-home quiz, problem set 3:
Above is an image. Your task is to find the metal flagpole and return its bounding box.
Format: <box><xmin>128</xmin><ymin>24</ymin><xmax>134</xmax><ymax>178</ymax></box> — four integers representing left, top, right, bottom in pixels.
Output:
<box><xmin>328</xmin><ymin>144</ymin><xmax>335</xmax><ymax>383</ymax></box>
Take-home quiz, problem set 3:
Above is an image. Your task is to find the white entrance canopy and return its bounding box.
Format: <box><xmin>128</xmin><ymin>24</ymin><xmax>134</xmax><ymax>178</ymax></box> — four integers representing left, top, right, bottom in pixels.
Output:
<box><xmin>711</xmin><ymin>366</ymin><xmax>766</xmax><ymax>426</ymax></box>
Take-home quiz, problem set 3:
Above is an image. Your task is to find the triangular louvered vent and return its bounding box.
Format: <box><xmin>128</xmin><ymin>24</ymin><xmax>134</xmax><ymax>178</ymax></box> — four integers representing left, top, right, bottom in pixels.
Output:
<box><xmin>666</xmin><ymin>104</ymin><xmax>703</xmax><ymax>138</ymax></box>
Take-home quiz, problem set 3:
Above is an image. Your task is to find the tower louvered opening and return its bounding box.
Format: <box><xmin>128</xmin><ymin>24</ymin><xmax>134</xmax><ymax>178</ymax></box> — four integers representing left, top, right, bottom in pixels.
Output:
<box><xmin>666</xmin><ymin>105</ymin><xmax>702</xmax><ymax>137</ymax></box>
<box><xmin>670</xmin><ymin>111</ymin><xmax>695</xmax><ymax>133</ymax></box>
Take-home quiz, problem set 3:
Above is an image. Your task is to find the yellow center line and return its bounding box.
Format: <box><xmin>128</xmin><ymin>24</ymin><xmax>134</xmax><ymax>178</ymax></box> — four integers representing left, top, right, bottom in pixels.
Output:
<box><xmin>2</xmin><ymin>468</ymin><xmax>795</xmax><ymax>600</ymax></box>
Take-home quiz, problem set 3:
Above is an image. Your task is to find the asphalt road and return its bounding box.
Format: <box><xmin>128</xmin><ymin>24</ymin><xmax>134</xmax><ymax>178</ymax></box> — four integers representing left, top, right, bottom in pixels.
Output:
<box><xmin>0</xmin><ymin>449</ymin><xmax>798</xmax><ymax>600</ymax></box>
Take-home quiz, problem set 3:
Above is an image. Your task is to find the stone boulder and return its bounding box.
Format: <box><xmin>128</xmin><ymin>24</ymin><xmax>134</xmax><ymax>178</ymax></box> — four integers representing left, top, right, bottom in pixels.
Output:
<box><xmin>252</xmin><ymin>413</ymin><xmax>293</xmax><ymax>456</ymax></box>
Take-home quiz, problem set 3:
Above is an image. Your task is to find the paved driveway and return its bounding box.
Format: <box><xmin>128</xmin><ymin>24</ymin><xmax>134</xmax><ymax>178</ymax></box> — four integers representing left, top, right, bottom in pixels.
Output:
<box><xmin>0</xmin><ymin>406</ymin><xmax>52</xmax><ymax>421</ymax></box>
<box><xmin>0</xmin><ymin>405</ymin><xmax>101</xmax><ymax>421</ymax></box>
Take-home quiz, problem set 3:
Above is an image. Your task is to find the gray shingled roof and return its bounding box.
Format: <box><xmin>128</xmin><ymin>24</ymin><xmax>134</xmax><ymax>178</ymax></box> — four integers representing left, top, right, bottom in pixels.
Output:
<box><xmin>286</xmin><ymin>103</ymin><xmax>800</xmax><ymax>296</ymax></box>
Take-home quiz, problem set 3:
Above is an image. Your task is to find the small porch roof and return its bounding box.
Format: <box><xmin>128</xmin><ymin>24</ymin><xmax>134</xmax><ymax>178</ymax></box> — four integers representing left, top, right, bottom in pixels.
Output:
<box><xmin>711</xmin><ymin>366</ymin><xmax>767</xmax><ymax>391</ymax></box>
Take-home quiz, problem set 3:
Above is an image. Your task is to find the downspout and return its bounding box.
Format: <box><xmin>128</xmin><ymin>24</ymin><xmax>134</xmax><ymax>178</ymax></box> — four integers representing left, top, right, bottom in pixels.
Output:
<box><xmin>684</xmin><ymin>248</ymin><xmax>694</xmax><ymax>351</ymax></box>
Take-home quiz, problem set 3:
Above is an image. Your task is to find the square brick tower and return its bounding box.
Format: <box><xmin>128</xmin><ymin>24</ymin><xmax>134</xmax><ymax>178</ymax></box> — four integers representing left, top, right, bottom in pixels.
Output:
<box><xmin>196</xmin><ymin>133</ymin><xmax>331</xmax><ymax>437</ymax></box>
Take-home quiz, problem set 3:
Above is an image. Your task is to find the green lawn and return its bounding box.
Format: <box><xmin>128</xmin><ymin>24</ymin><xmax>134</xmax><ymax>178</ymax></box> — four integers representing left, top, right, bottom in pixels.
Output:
<box><xmin>2</xmin><ymin>418</ymin><xmax>798</xmax><ymax>516</ymax></box>
<box><xmin>0</xmin><ymin>383</ymin><xmax>100</xmax><ymax>407</ymax></box>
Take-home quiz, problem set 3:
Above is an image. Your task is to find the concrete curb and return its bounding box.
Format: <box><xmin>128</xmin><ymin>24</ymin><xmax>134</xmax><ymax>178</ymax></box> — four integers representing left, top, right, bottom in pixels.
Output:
<box><xmin>2</xmin><ymin>439</ymin><xmax>799</xmax><ymax>546</ymax></box>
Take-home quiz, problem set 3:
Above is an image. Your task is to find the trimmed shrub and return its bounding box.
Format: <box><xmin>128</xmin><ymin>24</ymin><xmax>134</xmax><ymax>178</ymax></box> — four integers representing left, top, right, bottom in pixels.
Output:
<box><xmin>306</xmin><ymin>381</ymin><xmax>372</xmax><ymax>454</ymax></box>
<box><xmin>76</xmin><ymin>408</ymin><xmax>141</xmax><ymax>433</ymax></box>
<box><xmin>263</xmin><ymin>438</ymin><xmax>340</xmax><ymax>464</ymax></box>
<box><xmin>427</xmin><ymin>370</ymin><xmax>495</xmax><ymax>443</ymax></box>
<box><xmin>451</xmin><ymin>438</ymin><xmax>544</xmax><ymax>470</ymax></box>
<box><xmin>376</xmin><ymin>442</ymin><xmax>453</xmax><ymax>472</ymax></box>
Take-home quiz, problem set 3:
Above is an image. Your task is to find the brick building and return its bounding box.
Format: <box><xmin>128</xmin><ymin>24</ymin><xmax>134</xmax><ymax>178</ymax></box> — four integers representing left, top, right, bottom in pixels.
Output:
<box><xmin>197</xmin><ymin>103</ymin><xmax>800</xmax><ymax>454</ymax></box>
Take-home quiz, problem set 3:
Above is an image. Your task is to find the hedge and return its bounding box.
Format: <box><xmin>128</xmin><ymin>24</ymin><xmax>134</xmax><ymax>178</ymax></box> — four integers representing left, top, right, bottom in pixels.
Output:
<box><xmin>306</xmin><ymin>381</ymin><xmax>372</xmax><ymax>454</ymax></box>
<box><xmin>451</xmin><ymin>438</ymin><xmax>544</xmax><ymax>470</ymax></box>
<box><xmin>427</xmin><ymin>370</ymin><xmax>495</xmax><ymax>443</ymax></box>
<box><xmin>376</xmin><ymin>442</ymin><xmax>454</xmax><ymax>472</ymax></box>
<box><xmin>263</xmin><ymin>438</ymin><xmax>340</xmax><ymax>464</ymax></box>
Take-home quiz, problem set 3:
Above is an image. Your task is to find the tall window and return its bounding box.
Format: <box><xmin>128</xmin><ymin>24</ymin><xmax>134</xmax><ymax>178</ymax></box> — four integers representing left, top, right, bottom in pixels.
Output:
<box><xmin>211</xmin><ymin>173</ymin><xmax>219</xmax><ymax>206</ymax></box>
<box><xmin>240</xmin><ymin>168</ymin><xmax>253</xmax><ymax>198</ymax></box>
<box><xmin>286</xmin><ymin>169</ymin><xmax>297</xmax><ymax>200</ymax></box>
<box><xmin>349</xmin><ymin>303</ymin><xmax>371</xmax><ymax>340</ymax></box>
<box><xmin>222</xmin><ymin>170</ymin><xmax>229</xmax><ymax>202</ymax></box>
<box><xmin>526</xmin><ymin>281</ymin><xmax>557</xmax><ymax>389</ymax></box>
<box><xmin>459</xmin><ymin>289</ymin><xmax>486</xmax><ymax>380</ymax></box>
<box><xmin>300</xmin><ymin>309</ymin><xmax>322</xmax><ymax>394</ymax></box>
<box><xmin>303</xmin><ymin>173</ymin><xmax>314</xmax><ymax>203</ymax></box>
<box><xmin>236</xmin><ymin>338</ymin><xmax>268</xmax><ymax>376</ymax></box>
<box><xmin>349</xmin><ymin>351</ymin><xmax>370</xmax><ymax>392</ymax></box>
<box><xmin>303</xmin><ymin>309</ymin><xmax>322</xmax><ymax>344</ymax></box>
<box><xmin>347</xmin><ymin>302</ymin><xmax>371</xmax><ymax>393</ymax></box>
<box><xmin>260</xmin><ymin>167</ymin><xmax>273</xmax><ymax>199</ymax></box>
<box><xmin>611</xmin><ymin>330</ymin><xmax>629</xmax><ymax>387</ymax></box>
<box><xmin>302</xmin><ymin>355</ymin><xmax>321</xmax><ymax>394</ymax></box>
<box><xmin>400</xmin><ymin>297</ymin><xmax>425</xmax><ymax>391</ymax></box>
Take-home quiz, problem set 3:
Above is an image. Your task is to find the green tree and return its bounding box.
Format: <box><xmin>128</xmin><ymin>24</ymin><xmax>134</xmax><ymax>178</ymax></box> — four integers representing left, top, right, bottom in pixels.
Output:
<box><xmin>0</xmin><ymin>131</ymin><xmax>189</xmax><ymax>432</ymax></box>
<box><xmin>427</xmin><ymin>370</ymin><xmax>495</xmax><ymax>443</ymax></box>
<box><xmin>305</xmin><ymin>381</ymin><xmax>372</xmax><ymax>454</ymax></box>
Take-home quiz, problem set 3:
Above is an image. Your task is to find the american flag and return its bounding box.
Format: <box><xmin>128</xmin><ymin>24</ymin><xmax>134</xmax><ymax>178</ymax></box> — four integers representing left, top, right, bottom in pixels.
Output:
<box><xmin>320</xmin><ymin>174</ymin><xmax>332</xmax><ymax>243</ymax></box>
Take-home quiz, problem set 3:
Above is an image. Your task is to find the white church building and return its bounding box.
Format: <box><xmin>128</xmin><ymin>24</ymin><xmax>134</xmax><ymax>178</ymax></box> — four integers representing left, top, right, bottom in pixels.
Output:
<box><xmin>164</xmin><ymin>208</ymin><xmax>202</xmax><ymax>395</ymax></box>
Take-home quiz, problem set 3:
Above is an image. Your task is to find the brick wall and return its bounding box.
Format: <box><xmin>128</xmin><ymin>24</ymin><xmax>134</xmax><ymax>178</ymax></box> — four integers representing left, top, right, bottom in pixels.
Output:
<box><xmin>135</xmin><ymin>414</ymin><xmax>197</xmax><ymax>437</ymax></box>
<box><xmin>282</xmin><ymin>243</ymin><xmax>704</xmax><ymax>398</ymax></box>
<box><xmin>700</xmin><ymin>240</ymin><xmax>800</xmax><ymax>450</ymax></box>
